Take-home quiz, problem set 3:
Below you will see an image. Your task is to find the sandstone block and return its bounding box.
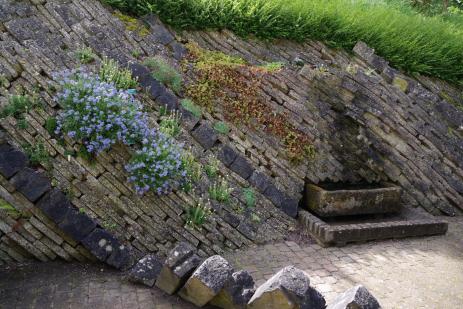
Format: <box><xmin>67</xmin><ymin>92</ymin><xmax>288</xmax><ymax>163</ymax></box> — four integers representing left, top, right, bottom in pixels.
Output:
<box><xmin>155</xmin><ymin>242</ymin><xmax>200</xmax><ymax>294</ymax></box>
<box><xmin>178</xmin><ymin>255</ymin><xmax>234</xmax><ymax>307</ymax></box>
<box><xmin>248</xmin><ymin>266</ymin><xmax>326</xmax><ymax>309</ymax></box>
<box><xmin>327</xmin><ymin>285</ymin><xmax>381</xmax><ymax>309</ymax></box>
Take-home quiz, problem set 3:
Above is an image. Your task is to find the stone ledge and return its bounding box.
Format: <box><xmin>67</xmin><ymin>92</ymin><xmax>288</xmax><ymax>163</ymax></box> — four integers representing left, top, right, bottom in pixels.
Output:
<box><xmin>299</xmin><ymin>208</ymin><xmax>448</xmax><ymax>247</ymax></box>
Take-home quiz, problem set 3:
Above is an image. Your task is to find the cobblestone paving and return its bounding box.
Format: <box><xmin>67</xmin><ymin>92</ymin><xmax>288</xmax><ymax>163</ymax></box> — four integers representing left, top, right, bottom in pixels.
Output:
<box><xmin>1</xmin><ymin>217</ymin><xmax>462</xmax><ymax>309</ymax></box>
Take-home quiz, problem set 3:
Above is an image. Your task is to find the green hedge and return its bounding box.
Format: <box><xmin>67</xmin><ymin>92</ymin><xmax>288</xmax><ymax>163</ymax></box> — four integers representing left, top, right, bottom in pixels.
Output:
<box><xmin>104</xmin><ymin>0</ymin><xmax>463</xmax><ymax>84</ymax></box>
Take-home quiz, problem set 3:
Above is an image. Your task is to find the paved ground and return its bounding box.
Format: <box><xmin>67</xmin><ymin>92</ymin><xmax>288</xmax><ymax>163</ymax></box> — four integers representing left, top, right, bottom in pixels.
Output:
<box><xmin>1</xmin><ymin>217</ymin><xmax>463</xmax><ymax>309</ymax></box>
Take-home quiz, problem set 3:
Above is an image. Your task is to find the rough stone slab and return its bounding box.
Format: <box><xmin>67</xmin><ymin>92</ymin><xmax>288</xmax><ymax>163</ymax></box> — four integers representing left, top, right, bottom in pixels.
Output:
<box><xmin>218</xmin><ymin>145</ymin><xmax>238</xmax><ymax>167</ymax></box>
<box><xmin>58</xmin><ymin>210</ymin><xmax>97</xmax><ymax>242</ymax></box>
<box><xmin>229</xmin><ymin>156</ymin><xmax>253</xmax><ymax>180</ymax></box>
<box><xmin>128</xmin><ymin>63</ymin><xmax>152</xmax><ymax>87</ymax></box>
<box><xmin>155</xmin><ymin>242</ymin><xmax>199</xmax><ymax>294</ymax></box>
<box><xmin>327</xmin><ymin>285</ymin><xmax>381</xmax><ymax>309</ymax></box>
<box><xmin>106</xmin><ymin>242</ymin><xmax>133</xmax><ymax>270</ymax></box>
<box><xmin>249</xmin><ymin>171</ymin><xmax>271</xmax><ymax>193</ymax></box>
<box><xmin>305</xmin><ymin>183</ymin><xmax>402</xmax><ymax>217</ymax></box>
<box><xmin>248</xmin><ymin>265</ymin><xmax>326</xmax><ymax>309</ymax></box>
<box><xmin>192</xmin><ymin>123</ymin><xmax>218</xmax><ymax>150</ymax></box>
<box><xmin>129</xmin><ymin>254</ymin><xmax>163</xmax><ymax>287</ymax></box>
<box><xmin>210</xmin><ymin>270</ymin><xmax>255</xmax><ymax>309</ymax></box>
<box><xmin>81</xmin><ymin>228</ymin><xmax>118</xmax><ymax>261</ymax></box>
<box><xmin>36</xmin><ymin>188</ymin><xmax>73</xmax><ymax>224</ymax></box>
<box><xmin>10</xmin><ymin>168</ymin><xmax>51</xmax><ymax>202</ymax></box>
<box><xmin>157</xmin><ymin>90</ymin><xmax>179</xmax><ymax>111</ymax></box>
<box><xmin>0</xmin><ymin>144</ymin><xmax>28</xmax><ymax>178</ymax></box>
<box><xmin>178</xmin><ymin>255</ymin><xmax>234</xmax><ymax>307</ymax></box>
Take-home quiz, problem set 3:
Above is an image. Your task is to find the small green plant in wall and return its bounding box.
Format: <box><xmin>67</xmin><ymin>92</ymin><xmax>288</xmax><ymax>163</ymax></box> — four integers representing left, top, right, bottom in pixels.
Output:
<box><xmin>181</xmin><ymin>151</ymin><xmax>202</xmax><ymax>192</ymax></box>
<box><xmin>243</xmin><ymin>187</ymin><xmax>256</xmax><ymax>208</ymax></box>
<box><xmin>1</xmin><ymin>94</ymin><xmax>39</xmax><ymax>120</ymax></box>
<box><xmin>213</xmin><ymin>121</ymin><xmax>230</xmax><ymax>135</ymax></box>
<box><xmin>185</xmin><ymin>200</ymin><xmax>212</xmax><ymax>229</ymax></box>
<box><xmin>209</xmin><ymin>176</ymin><xmax>233</xmax><ymax>203</ymax></box>
<box><xmin>75</xmin><ymin>47</ymin><xmax>96</xmax><ymax>64</ymax></box>
<box><xmin>180</xmin><ymin>99</ymin><xmax>202</xmax><ymax>118</ymax></box>
<box><xmin>99</xmin><ymin>57</ymin><xmax>138</xmax><ymax>90</ymax></box>
<box><xmin>159</xmin><ymin>110</ymin><xmax>182</xmax><ymax>137</ymax></box>
<box><xmin>143</xmin><ymin>57</ymin><xmax>182</xmax><ymax>94</ymax></box>
<box><xmin>23</xmin><ymin>141</ymin><xmax>51</xmax><ymax>170</ymax></box>
<box><xmin>204</xmin><ymin>155</ymin><xmax>220</xmax><ymax>178</ymax></box>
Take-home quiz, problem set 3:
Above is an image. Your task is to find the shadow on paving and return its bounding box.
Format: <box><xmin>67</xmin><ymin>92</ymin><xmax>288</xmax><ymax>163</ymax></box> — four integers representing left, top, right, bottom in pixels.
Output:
<box><xmin>0</xmin><ymin>261</ymin><xmax>199</xmax><ymax>309</ymax></box>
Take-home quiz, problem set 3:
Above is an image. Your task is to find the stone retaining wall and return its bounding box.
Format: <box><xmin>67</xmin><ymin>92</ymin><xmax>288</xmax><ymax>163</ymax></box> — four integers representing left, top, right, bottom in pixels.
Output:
<box><xmin>0</xmin><ymin>0</ymin><xmax>462</xmax><ymax>264</ymax></box>
<box><xmin>0</xmin><ymin>0</ymin><xmax>295</xmax><ymax>263</ymax></box>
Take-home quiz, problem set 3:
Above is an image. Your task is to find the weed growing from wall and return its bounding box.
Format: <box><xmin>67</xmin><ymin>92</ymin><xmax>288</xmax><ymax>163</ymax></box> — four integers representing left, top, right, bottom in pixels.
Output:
<box><xmin>209</xmin><ymin>176</ymin><xmax>233</xmax><ymax>203</ymax></box>
<box><xmin>75</xmin><ymin>47</ymin><xmax>96</xmax><ymax>64</ymax></box>
<box><xmin>180</xmin><ymin>99</ymin><xmax>202</xmax><ymax>118</ymax></box>
<box><xmin>99</xmin><ymin>57</ymin><xmax>138</xmax><ymax>89</ymax></box>
<box><xmin>143</xmin><ymin>57</ymin><xmax>183</xmax><ymax>94</ymax></box>
<box><xmin>185</xmin><ymin>199</ymin><xmax>211</xmax><ymax>228</ymax></box>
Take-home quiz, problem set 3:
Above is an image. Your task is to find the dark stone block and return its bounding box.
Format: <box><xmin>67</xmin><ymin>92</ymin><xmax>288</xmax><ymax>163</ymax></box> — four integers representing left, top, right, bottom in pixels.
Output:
<box><xmin>11</xmin><ymin>168</ymin><xmax>51</xmax><ymax>202</ymax></box>
<box><xmin>144</xmin><ymin>15</ymin><xmax>175</xmax><ymax>45</ymax></box>
<box><xmin>179</xmin><ymin>106</ymin><xmax>199</xmax><ymax>131</ymax></box>
<box><xmin>249</xmin><ymin>171</ymin><xmax>271</xmax><ymax>193</ymax></box>
<box><xmin>237</xmin><ymin>221</ymin><xmax>257</xmax><ymax>240</ymax></box>
<box><xmin>230</xmin><ymin>156</ymin><xmax>254</xmax><ymax>180</ymax></box>
<box><xmin>81</xmin><ymin>228</ymin><xmax>118</xmax><ymax>261</ymax></box>
<box><xmin>157</xmin><ymin>90</ymin><xmax>179</xmax><ymax>111</ymax></box>
<box><xmin>280</xmin><ymin>195</ymin><xmax>299</xmax><ymax>218</ymax></box>
<box><xmin>170</xmin><ymin>42</ymin><xmax>187</xmax><ymax>60</ymax></box>
<box><xmin>218</xmin><ymin>145</ymin><xmax>238</xmax><ymax>167</ymax></box>
<box><xmin>147</xmin><ymin>78</ymin><xmax>165</xmax><ymax>99</ymax></box>
<box><xmin>129</xmin><ymin>254</ymin><xmax>164</xmax><ymax>287</ymax></box>
<box><xmin>36</xmin><ymin>188</ymin><xmax>74</xmax><ymax>224</ymax></box>
<box><xmin>107</xmin><ymin>242</ymin><xmax>133</xmax><ymax>270</ymax></box>
<box><xmin>0</xmin><ymin>145</ymin><xmax>28</xmax><ymax>178</ymax></box>
<box><xmin>192</xmin><ymin>123</ymin><xmax>218</xmax><ymax>150</ymax></box>
<box><xmin>58</xmin><ymin>210</ymin><xmax>97</xmax><ymax>242</ymax></box>
<box><xmin>128</xmin><ymin>63</ymin><xmax>151</xmax><ymax>87</ymax></box>
<box><xmin>222</xmin><ymin>211</ymin><xmax>240</xmax><ymax>228</ymax></box>
<box><xmin>263</xmin><ymin>183</ymin><xmax>284</xmax><ymax>207</ymax></box>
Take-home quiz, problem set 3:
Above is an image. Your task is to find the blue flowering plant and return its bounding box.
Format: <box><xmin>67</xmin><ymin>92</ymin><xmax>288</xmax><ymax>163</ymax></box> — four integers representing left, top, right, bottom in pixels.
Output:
<box><xmin>53</xmin><ymin>69</ymin><xmax>188</xmax><ymax>195</ymax></box>
<box><xmin>53</xmin><ymin>69</ymin><xmax>151</xmax><ymax>154</ymax></box>
<box><xmin>126</xmin><ymin>133</ymin><xmax>186</xmax><ymax>195</ymax></box>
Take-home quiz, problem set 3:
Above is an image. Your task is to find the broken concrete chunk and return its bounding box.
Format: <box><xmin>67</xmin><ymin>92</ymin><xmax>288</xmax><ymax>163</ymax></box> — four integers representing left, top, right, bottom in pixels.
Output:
<box><xmin>327</xmin><ymin>285</ymin><xmax>381</xmax><ymax>309</ymax></box>
<box><xmin>155</xmin><ymin>242</ymin><xmax>199</xmax><ymax>294</ymax></box>
<box><xmin>248</xmin><ymin>266</ymin><xmax>326</xmax><ymax>309</ymax></box>
<box><xmin>129</xmin><ymin>254</ymin><xmax>163</xmax><ymax>287</ymax></box>
<box><xmin>210</xmin><ymin>270</ymin><xmax>256</xmax><ymax>309</ymax></box>
<box><xmin>178</xmin><ymin>255</ymin><xmax>234</xmax><ymax>307</ymax></box>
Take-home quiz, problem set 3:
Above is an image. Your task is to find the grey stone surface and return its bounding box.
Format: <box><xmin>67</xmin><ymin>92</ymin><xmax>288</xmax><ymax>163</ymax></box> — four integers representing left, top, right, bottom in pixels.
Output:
<box><xmin>178</xmin><ymin>255</ymin><xmax>234</xmax><ymax>307</ymax></box>
<box><xmin>58</xmin><ymin>210</ymin><xmax>97</xmax><ymax>242</ymax></box>
<box><xmin>0</xmin><ymin>144</ymin><xmax>28</xmax><ymax>178</ymax></box>
<box><xmin>157</xmin><ymin>90</ymin><xmax>179</xmax><ymax>111</ymax></box>
<box><xmin>81</xmin><ymin>228</ymin><xmax>118</xmax><ymax>262</ymax></box>
<box><xmin>249</xmin><ymin>171</ymin><xmax>271</xmax><ymax>193</ymax></box>
<box><xmin>229</xmin><ymin>156</ymin><xmax>253</xmax><ymax>180</ymax></box>
<box><xmin>106</xmin><ymin>242</ymin><xmax>133</xmax><ymax>270</ymax></box>
<box><xmin>327</xmin><ymin>285</ymin><xmax>381</xmax><ymax>309</ymax></box>
<box><xmin>210</xmin><ymin>270</ymin><xmax>255</xmax><ymax>309</ymax></box>
<box><xmin>155</xmin><ymin>242</ymin><xmax>199</xmax><ymax>294</ymax></box>
<box><xmin>248</xmin><ymin>265</ymin><xmax>326</xmax><ymax>309</ymax></box>
<box><xmin>36</xmin><ymin>188</ymin><xmax>73</xmax><ymax>224</ymax></box>
<box><xmin>192</xmin><ymin>123</ymin><xmax>218</xmax><ymax>150</ymax></box>
<box><xmin>129</xmin><ymin>254</ymin><xmax>163</xmax><ymax>287</ymax></box>
<box><xmin>10</xmin><ymin>168</ymin><xmax>51</xmax><ymax>202</ymax></box>
<box><xmin>218</xmin><ymin>145</ymin><xmax>238</xmax><ymax>167</ymax></box>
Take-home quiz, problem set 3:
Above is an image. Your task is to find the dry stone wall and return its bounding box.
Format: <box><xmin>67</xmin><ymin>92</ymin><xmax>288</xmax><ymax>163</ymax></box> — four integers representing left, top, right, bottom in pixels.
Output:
<box><xmin>0</xmin><ymin>0</ymin><xmax>462</xmax><ymax>264</ymax></box>
<box><xmin>0</xmin><ymin>0</ymin><xmax>295</xmax><ymax>264</ymax></box>
<box><xmin>183</xmin><ymin>30</ymin><xmax>463</xmax><ymax>216</ymax></box>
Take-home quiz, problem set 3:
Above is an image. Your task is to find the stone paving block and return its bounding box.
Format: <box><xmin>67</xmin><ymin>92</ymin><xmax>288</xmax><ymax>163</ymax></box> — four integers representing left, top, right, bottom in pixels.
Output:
<box><xmin>36</xmin><ymin>188</ymin><xmax>74</xmax><ymax>224</ymax></box>
<box><xmin>129</xmin><ymin>254</ymin><xmax>163</xmax><ymax>287</ymax></box>
<box><xmin>58</xmin><ymin>209</ymin><xmax>97</xmax><ymax>242</ymax></box>
<box><xmin>0</xmin><ymin>144</ymin><xmax>28</xmax><ymax>179</ymax></box>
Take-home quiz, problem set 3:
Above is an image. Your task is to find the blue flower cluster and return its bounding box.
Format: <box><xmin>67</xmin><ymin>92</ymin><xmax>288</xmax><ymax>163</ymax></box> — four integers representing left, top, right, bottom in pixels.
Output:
<box><xmin>54</xmin><ymin>69</ymin><xmax>186</xmax><ymax>195</ymax></box>
<box><xmin>126</xmin><ymin>133</ymin><xmax>186</xmax><ymax>195</ymax></box>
